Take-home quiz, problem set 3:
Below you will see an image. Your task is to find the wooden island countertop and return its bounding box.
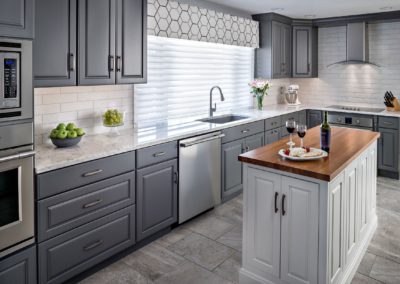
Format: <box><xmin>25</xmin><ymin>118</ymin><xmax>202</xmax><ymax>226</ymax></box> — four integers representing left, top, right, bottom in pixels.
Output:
<box><xmin>238</xmin><ymin>126</ymin><xmax>380</xmax><ymax>181</ymax></box>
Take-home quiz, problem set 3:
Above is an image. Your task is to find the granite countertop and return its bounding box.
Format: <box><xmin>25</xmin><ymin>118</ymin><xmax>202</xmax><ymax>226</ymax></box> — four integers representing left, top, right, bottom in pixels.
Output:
<box><xmin>35</xmin><ymin>104</ymin><xmax>400</xmax><ymax>174</ymax></box>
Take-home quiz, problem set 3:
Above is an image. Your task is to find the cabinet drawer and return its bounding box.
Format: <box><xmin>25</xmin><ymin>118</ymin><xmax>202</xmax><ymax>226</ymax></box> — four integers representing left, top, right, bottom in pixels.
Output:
<box><xmin>378</xmin><ymin>116</ymin><xmax>399</xmax><ymax>130</ymax></box>
<box><xmin>136</xmin><ymin>141</ymin><xmax>177</xmax><ymax>168</ymax></box>
<box><xmin>0</xmin><ymin>245</ymin><xmax>36</xmax><ymax>284</ymax></box>
<box><xmin>37</xmin><ymin>172</ymin><xmax>135</xmax><ymax>242</ymax></box>
<box><xmin>265</xmin><ymin>116</ymin><xmax>281</xmax><ymax>131</ymax></box>
<box><xmin>37</xmin><ymin>151</ymin><xmax>135</xmax><ymax>199</ymax></box>
<box><xmin>222</xmin><ymin>121</ymin><xmax>264</xmax><ymax>143</ymax></box>
<box><xmin>281</xmin><ymin>112</ymin><xmax>299</xmax><ymax>125</ymax></box>
<box><xmin>38</xmin><ymin>206</ymin><xmax>135</xmax><ymax>284</ymax></box>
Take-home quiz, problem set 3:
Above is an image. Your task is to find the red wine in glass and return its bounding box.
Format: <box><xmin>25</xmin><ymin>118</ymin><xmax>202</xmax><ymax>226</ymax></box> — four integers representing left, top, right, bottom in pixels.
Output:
<box><xmin>296</xmin><ymin>124</ymin><xmax>307</xmax><ymax>148</ymax></box>
<box><xmin>286</xmin><ymin>120</ymin><xmax>296</xmax><ymax>147</ymax></box>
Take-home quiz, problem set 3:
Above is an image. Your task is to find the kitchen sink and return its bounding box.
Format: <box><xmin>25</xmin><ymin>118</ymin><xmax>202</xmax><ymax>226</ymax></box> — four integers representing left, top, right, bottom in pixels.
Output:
<box><xmin>197</xmin><ymin>114</ymin><xmax>250</xmax><ymax>124</ymax></box>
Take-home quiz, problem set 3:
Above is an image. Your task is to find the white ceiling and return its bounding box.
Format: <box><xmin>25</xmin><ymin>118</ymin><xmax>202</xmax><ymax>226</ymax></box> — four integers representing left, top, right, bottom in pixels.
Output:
<box><xmin>205</xmin><ymin>0</ymin><xmax>400</xmax><ymax>19</ymax></box>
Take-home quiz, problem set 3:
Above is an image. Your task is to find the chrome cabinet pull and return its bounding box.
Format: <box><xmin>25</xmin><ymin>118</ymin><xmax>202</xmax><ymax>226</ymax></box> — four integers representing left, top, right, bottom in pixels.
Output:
<box><xmin>383</xmin><ymin>121</ymin><xmax>393</xmax><ymax>125</ymax></box>
<box><xmin>153</xmin><ymin>152</ymin><xmax>166</xmax><ymax>157</ymax></box>
<box><xmin>274</xmin><ymin>192</ymin><xmax>279</xmax><ymax>213</ymax></box>
<box><xmin>82</xmin><ymin>169</ymin><xmax>103</xmax><ymax>177</ymax></box>
<box><xmin>116</xmin><ymin>56</ymin><xmax>121</xmax><ymax>72</ymax></box>
<box><xmin>82</xmin><ymin>199</ymin><xmax>103</xmax><ymax>209</ymax></box>
<box><xmin>241</xmin><ymin>129</ymin><xmax>250</xmax><ymax>134</ymax></box>
<box><xmin>83</xmin><ymin>240</ymin><xmax>104</xmax><ymax>251</ymax></box>
<box><xmin>282</xmin><ymin>194</ymin><xmax>286</xmax><ymax>216</ymax></box>
<box><xmin>108</xmin><ymin>55</ymin><xmax>115</xmax><ymax>72</ymax></box>
<box><xmin>0</xmin><ymin>150</ymin><xmax>35</xmax><ymax>163</ymax></box>
<box><xmin>69</xmin><ymin>53</ymin><xmax>76</xmax><ymax>71</ymax></box>
<box><xmin>180</xmin><ymin>134</ymin><xmax>225</xmax><ymax>147</ymax></box>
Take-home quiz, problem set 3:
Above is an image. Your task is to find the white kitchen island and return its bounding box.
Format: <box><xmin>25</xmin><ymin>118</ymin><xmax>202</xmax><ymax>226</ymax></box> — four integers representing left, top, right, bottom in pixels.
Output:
<box><xmin>238</xmin><ymin>127</ymin><xmax>380</xmax><ymax>284</ymax></box>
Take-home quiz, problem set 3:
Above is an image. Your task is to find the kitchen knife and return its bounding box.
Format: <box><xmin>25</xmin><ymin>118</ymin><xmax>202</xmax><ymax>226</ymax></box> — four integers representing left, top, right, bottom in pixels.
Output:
<box><xmin>389</xmin><ymin>91</ymin><xmax>395</xmax><ymax>100</ymax></box>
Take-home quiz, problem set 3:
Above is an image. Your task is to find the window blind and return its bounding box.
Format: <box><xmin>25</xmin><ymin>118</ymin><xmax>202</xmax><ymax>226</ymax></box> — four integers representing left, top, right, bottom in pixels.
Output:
<box><xmin>134</xmin><ymin>35</ymin><xmax>255</xmax><ymax>128</ymax></box>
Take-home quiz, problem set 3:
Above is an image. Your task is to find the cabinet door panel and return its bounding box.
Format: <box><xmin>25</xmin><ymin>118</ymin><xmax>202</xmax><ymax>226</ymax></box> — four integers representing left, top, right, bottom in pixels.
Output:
<box><xmin>378</xmin><ymin>128</ymin><xmax>399</xmax><ymax>172</ymax></box>
<box><xmin>137</xmin><ymin>159</ymin><xmax>177</xmax><ymax>241</ymax></box>
<box><xmin>116</xmin><ymin>0</ymin><xmax>146</xmax><ymax>84</ymax></box>
<box><xmin>0</xmin><ymin>245</ymin><xmax>36</xmax><ymax>284</ymax></box>
<box><xmin>293</xmin><ymin>27</ymin><xmax>310</xmax><ymax>76</ymax></box>
<box><xmin>281</xmin><ymin>177</ymin><xmax>319</xmax><ymax>284</ymax></box>
<box><xmin>299</xmin><ymin>110</ymin><xmax>307</xmax><ymax>125</ymax></box>
<box><xmin>271</xmin><ymin>21</ymin><xmax>282</xmax><ymax>78</ymax></box>
<box><xmin>78</xmin><ymin>0</ymin><xmax>116</xmax><ymax>85</ymax></box>
<box><xmin>307</xmin><ymin>110</ymin><xmax>322</xmax><ymax>128</ymax></box>
<box><xmin>245</xmin><ymin>168</ymin><xmax>281</xmax><ymax>278</ymax></box>
<box><xmin>0</xmin><ymin>0</ymin><xmax>34</xmax><ymax>39</ymax></box>
<box><xmin>222</xmin><ymin>139</ymin><xmax>244</xmax><ymax>200</ymax></box>
<box><xmin>282</xmin><ymin>24</ymin><xmax>292</xmax><ymax>77</ymax></box>
<box><xmin>244</xmin><ymin>133</ymin><xmax>264</xmax><ymax>152</ymax></box>
<box><xmin>34</xmin><ymin>0</ymin><xmax>77</xmax><ymax>87</ymax></box>
<box><xmin>358</xmin><ymin>153</ymin><xmax>368</xmax><ymax>238</ymax></box>
<box><xmin>344</xmin><ymin>161</ymin><xmax>358</xmax><ymax>263</ymax></box>
<box><xmin>265</xmin><ymin>128</ymin><xmax>280</xmax><ymax>145</ymax></box>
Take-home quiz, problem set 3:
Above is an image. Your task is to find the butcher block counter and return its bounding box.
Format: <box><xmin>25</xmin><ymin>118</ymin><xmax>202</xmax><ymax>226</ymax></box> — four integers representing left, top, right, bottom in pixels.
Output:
<box><xmin>238</xmin><ymin>127</ymin><xmax>380</xmax><ymax>284</ymax></box>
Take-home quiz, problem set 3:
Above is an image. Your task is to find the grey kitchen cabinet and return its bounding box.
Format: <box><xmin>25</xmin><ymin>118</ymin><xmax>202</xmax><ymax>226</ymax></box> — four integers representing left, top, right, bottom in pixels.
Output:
<box><xmin>253</xmin><ymin>13</ymin><xmax>292</xmax><ymax>79</ymax></box>
<box><xmin>265</xmin><ymin>128</ymin><xmax>281</xmax><ymax>144</ymax></box>
<box><xmin>34</xmin><ymin>0</ymin><xmax>77</xmax><ymax>87</ymax></box>
<box><xmin>0</xmin><ymin>0</ymin><xmax>34</xmax><ymax>39</ymax></box>
<box><xmin>78</xmin><ymin>0</ymin><xmax>116</xmax><ymax>85</ymax></box>
<box><xmin>299</xmin><ymin>110</ymin><xmax>307</xmax><ymax>125</ymax></box>
<box><xmin>116</xmin><ymin>0</ymin><xmax>147</xmax><ymax>84</ymax></box>
<box><xmin>292</xmin><ymin>25</ymin><xmax>318</xmax><ymax>78</ymax></box>
<box><xmin>222</xmin><ymin>132</ymin><xmax>265</xmax><ymax>201</ymax></box>
<box><xmin>378</xmin><ymin>127</ymin><xmax>399</xmax><ymax>174</ymax></box>
<box><xmin>38</xmin><ymin>207</ymin><xmax>135</xmax><ymax>284</ymax></box>
<box><xmin>307</xmin><ymin>110</ymin><xmax>322</xmax><ymax>128</ymax></box>
<box><xmin>136</xmin><ymin>159</ymin><xmax>178</xmax><ymax>241</ymax></box>
<box><xmin>0</xmin><ymin>245</ymin><xmax>36</xmax><ymax>284</ymax></box>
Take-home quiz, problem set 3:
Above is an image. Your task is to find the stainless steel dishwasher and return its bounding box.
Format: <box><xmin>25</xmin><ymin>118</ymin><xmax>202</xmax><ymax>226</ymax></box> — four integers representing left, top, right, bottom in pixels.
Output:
<box><xmin>179</xmin><ymin>131</ymin><xmax>224</xmax><ymax>224</ymax></box>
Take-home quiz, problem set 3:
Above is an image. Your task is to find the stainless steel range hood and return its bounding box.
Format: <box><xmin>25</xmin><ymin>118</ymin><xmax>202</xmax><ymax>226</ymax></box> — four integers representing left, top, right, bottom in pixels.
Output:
<box><xmin>328</xmin><ymin>22</ymin><xmax>379</xmax><ymax>67</ymax></box>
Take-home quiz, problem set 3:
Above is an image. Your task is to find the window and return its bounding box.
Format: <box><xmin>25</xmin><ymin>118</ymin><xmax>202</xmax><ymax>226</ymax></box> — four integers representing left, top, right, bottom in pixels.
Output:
<box><xmin>135</xmin><ymin>35</ymin><xmax>255</xmax><ymax>128</ymax></box>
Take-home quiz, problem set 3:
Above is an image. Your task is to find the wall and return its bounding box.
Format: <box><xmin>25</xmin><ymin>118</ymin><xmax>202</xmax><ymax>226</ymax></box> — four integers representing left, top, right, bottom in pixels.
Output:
<box><xmin>292</xmin><ymin>22</ymin><xmax>400</xmax><ymax>107</ymax></box>
<box><xmin>34</xmin><ymin>85</ymin><xmax>134</xmax><ymax>144</ymax></box>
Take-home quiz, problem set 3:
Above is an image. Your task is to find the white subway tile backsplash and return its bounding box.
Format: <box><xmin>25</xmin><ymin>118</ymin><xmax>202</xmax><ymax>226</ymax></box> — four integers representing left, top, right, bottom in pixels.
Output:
<box><xmin>34</xmin><ymin>85</ymin><xmax>135</xmax><ymax>144</ymax></box>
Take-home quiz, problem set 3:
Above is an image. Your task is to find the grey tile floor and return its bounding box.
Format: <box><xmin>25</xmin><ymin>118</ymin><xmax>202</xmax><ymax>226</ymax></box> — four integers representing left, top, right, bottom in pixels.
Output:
<box><xmin>80</xmin><ymin>177</ymin><xmax>400</xmax><ymax>284</ymax></box>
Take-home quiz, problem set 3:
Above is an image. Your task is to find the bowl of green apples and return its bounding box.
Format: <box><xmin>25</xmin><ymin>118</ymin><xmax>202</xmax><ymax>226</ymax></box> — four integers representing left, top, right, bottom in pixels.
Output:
<box><xmin>103</xmin><ymin>109</ymin><xmax>125</xmax><ymax>136</ymax></box>
<box><xmin>49</xmin><ymin>123</ymin><xmax>85</xmax><ymax>148</ymax></box>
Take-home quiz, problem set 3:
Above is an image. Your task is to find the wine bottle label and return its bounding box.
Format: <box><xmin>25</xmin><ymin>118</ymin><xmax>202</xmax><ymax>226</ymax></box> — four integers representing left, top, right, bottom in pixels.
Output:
<box><xmin>320</xmin><ymin>128</ymin><xmax>331</xmax><ymax>150</ymax></box>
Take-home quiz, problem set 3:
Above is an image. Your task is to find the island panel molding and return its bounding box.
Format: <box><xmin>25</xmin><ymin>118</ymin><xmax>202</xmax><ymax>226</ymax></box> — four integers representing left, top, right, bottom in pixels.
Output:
<box><xmin>238</xmin><ymin>127</ymin><xmax>380</xmax><ymax>181</ymax></box>
<box><xmin>147</xmin><ymin>0</ymin><xmax>259</xmax><ymax>48</ymax></box>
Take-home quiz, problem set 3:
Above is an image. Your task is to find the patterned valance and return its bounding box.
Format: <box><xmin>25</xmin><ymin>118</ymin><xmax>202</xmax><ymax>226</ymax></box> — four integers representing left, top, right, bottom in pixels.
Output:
<box><xmin>148</xmin><ymin>0</ymin><xmax>259</xmax><ymax>48</ymax></box>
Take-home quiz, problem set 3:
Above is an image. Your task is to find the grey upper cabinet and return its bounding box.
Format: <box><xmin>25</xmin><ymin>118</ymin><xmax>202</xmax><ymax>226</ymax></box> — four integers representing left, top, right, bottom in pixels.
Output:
<box><xmin>253</xmin><ymin>14</ymin><xmax>292</xmax><ymax>79</ymax></box>
<box><xmin>0</xmin><ymin>0</ymin><xmax>34</xmax><ymax>39</ymax></box>
<box><xmin>292</xmin><ymin>25</ymin><xmax>318</xmax><ymax>78</ymax></box>
<box><xmin>136</xmin><ymin>159</ymin><xmax>178</xmax><ymax>241</ymax></box>
<box><xmin>0</xmin><ymin>245</ymin><xmax>37</xmax><ymax>284</ymax></box>
<box><xmin>34</xmin><ymin>0</ymin><xmax>77</xmax><ymax>87</ymax></box>
<box><xmin>78</xmin><ymin>0</ymin><xmax>116</xmax><ymax>85</ymax></box>
<box><xmin>116</xmin><ymin>0</ymin><xmax>147</xmax><ymax>84</ymax></box>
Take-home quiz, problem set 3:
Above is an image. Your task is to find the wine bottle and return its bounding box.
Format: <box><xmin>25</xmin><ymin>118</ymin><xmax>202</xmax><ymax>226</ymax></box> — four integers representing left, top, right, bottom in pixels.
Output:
<box><xmin>320</xmin><ymin>111</ymin><xmax>331</xmax><ymax>152</ymax></box>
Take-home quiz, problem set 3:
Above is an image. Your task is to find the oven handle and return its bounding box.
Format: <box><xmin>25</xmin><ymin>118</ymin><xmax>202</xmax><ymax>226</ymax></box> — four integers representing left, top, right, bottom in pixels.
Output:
<box><xmin>0</xmin><ymin>150</ymin><xmax>35</xmax><ymax>163</ymax></box>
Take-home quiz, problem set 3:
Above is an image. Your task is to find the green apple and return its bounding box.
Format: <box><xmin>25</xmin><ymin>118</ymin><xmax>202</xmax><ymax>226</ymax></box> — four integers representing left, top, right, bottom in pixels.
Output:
<box><xmin>66</xmin><ymin>123</ymin><xmax>76</xmax><ymax>131</ymax></box>
<box><xmin>75</xmin><ymin>128</ymin><xmax>85</xmax><ymax>136</ymax></box>
<box><xmin>50</xmin><ymin>129</ymin><xmax>59</xmax><ymax>139</ymax></box>
<box><xmin>57</xmin><ymin>123</ymin><xmax>66</xmax><ymax>131</ymax></box>
<box><xmin>67</xmin><ymin>130</ymin><xmax>78</xmax><ymax>139</ymax></box>
<box><xmin>56</xmin><ymin>129</ymin><xmax>68</xmax><ymax>139</ymax></box>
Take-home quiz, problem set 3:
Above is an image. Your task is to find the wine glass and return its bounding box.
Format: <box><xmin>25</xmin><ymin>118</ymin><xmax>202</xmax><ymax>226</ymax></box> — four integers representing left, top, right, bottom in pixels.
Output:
<box><xmin>286</xmin><ymin>120</ymin><xmax>297</xmax><ymax>148</ymax></box>
<box><xmin>297</xmin><ymin>124</ymin><xmax>307</xmax><ymax>148</ymax></box>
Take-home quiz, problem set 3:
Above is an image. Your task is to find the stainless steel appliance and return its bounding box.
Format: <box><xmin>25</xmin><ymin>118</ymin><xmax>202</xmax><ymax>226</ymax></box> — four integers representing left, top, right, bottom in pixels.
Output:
<box><xmin>327</xmin><ymin>105</ymin><xmax>385</xmax><ymax>114</ymax></box>
<box><xmin>0</xmin><ymin>38</ymin><xmax>34</xmax><ymax>258</ymax></box>
<box><xmin>178</xmin><ymin>132</ymin><xmax>224</xmax><ymax>224</ymax></box>
<box><xmin>285</xmin><ymin>84</ymin><xmax>300</xmax><ymax>105</ymax></box>
<box><xmin>328</xmin><ymin>112</ymin><xmax>376</xmax><ymax>130</ymax></box>
<box><xmin>0</xmin><ymin>39</ymin><xmax>33</xmax><ymax>123</ymax></box>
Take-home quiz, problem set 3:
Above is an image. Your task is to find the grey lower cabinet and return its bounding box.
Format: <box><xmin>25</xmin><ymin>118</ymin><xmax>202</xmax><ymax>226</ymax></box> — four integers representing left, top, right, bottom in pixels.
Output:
<box><xmin>292</xmin><ymin>25</ymin><xmax>318</xmax><ymax>78</ymax></box>
<box><xmin>0</xmin><ymin>245</ymin><xmax>37</xmax><ymax>284</ymax></box>
<box><xmin>34</xmin><ymin>0</ymin><xmax>77</xmax><ymax>87</ymax></box>
<box><xmin>38</xmin><ymin>207</ymin><xmax>135</xmax><ymax>284</ymax></box>
<box><xmin>136</xmin><ymin>159</ymin><xmax>178</xmax><ymax>241</ymax></box>
<box><xmin>378</xmin><ymin>127</ymin><xmax>399</xmax><ymax>177</ymax></box>
<box><xmin>0</xmin><ymin>0</ymin><xmax>34</xmax><ymax>39</ymax></box>
<box><xmin>298</xmin><ymin>110</ymin><xmax>307</xmax><ymax>125</ymax></box>
<box><xmin>307</xmin><ymin>110</ymin><xmax>323</xmax><ymax>128</ymax></box>
<box><xmin>222</xmin><ymin>132</ymin><xmax>264</xmax><ymax>201</ymax></box>
<box><xmin>265</xmin><ymin>128</ymin><xmax>280</xmax><ymax>144</ymax></box>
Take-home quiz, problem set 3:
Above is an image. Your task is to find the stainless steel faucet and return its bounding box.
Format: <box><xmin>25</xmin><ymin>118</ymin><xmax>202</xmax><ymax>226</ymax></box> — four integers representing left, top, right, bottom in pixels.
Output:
<box><xmin>209</xmin><ymin>86</ymin><xmax>225</xmax><ymax>117</ymax></box>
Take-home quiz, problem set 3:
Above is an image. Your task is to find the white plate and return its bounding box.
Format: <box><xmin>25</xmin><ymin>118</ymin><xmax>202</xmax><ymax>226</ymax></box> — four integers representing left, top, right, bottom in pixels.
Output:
<box><xmin>279</xmin><ymin>147</ymin><xmax>328</xmax><ymax>161</ymax></box>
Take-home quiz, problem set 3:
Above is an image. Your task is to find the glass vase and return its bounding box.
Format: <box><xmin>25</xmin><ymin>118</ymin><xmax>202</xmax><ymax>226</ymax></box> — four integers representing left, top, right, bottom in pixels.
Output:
<box><xmin>256</xmin><ymin>93</ymin><xmax>264</xmax><ymax>110</ymax></box>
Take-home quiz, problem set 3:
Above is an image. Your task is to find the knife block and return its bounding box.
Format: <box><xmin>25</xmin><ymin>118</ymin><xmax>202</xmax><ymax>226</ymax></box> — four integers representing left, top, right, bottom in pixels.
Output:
<box><xmin>386</xmin><ymin>97</ymin><xmax>400</xmax><ymax>112</ymax></box>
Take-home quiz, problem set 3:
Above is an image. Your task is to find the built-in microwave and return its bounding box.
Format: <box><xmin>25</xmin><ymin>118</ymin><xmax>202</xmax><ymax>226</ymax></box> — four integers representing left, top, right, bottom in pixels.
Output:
<box><xmin>0</xmin><ymin>39</ymin><xmax>32</xmax><ymax>123</ymax></box>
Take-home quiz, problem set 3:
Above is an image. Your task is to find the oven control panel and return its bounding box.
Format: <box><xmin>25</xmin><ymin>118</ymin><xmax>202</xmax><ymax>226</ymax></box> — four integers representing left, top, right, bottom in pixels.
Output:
<box><xmin>4</xmin><ymin>58</ymin><xmax>18</xmax><ymax>99</ymax></box>
<box><xmin>0</xmin><ymin>53</ymin><xmax>20</xmax><ymax>109</ymax></box>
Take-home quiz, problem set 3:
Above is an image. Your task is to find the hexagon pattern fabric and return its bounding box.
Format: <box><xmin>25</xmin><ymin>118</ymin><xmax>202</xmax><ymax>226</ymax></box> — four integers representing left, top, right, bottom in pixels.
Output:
<box><xmin>148</xmin><ymin>0</ymin><xmax>259</xmax><ymax>48</ymax></box>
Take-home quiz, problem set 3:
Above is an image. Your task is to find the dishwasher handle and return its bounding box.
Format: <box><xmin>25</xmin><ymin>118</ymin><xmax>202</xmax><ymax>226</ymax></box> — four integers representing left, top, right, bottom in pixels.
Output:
<box><xmin>180</xmin><ymin>134</ymin><xmax>225</xmax><ymax>147</ymax></box>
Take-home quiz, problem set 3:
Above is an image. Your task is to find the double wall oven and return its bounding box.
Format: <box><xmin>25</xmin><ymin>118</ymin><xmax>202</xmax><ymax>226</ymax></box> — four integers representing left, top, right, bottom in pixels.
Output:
<box><xmin>0</xmin><ymin>38</ymin><xmax>35</xmax><ymax>258</ymax></box>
